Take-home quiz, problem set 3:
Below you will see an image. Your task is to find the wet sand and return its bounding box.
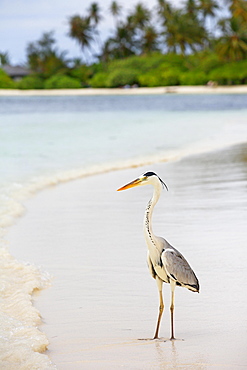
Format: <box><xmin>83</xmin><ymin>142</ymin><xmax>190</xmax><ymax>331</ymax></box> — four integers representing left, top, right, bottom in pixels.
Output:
<box><xmin>7</xmin><ymin>144</ymin><xmax>247</xmax><ymax>369</ymax></box>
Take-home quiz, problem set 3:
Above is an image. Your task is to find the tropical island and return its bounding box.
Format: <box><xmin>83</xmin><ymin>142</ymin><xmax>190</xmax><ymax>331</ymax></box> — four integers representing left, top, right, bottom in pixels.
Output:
<box><xmin>0</xmin><ymin>0</ymin><xmax>247</xmax><ymax>90</ymax></box>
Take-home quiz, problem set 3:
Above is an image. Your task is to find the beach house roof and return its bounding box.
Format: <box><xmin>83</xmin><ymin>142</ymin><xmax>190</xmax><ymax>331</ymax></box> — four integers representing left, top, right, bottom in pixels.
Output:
<box><xmin>2</xmin><ymin>65</ymin><xmax>31</xmax><ymax>80</ymax></box>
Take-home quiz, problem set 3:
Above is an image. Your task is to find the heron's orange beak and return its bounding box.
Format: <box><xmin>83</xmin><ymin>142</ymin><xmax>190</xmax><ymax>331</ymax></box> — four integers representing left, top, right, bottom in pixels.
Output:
<box><xmin>117</xmin><ymin>178</ymin><xmax>142</xmax><ymax>191</ymax></box>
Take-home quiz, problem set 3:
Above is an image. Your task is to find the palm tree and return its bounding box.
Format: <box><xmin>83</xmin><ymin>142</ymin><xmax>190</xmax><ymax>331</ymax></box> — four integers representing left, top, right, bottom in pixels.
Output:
<box><xmin>114</xmin><ymin>25</ymin><xmax>135</xmax><ymax>56</ymax></box>
<box><xmin>185</xmin><ymin>0</ymin><xmax>198</xmax><ymax>18</ymax></box>
<box><xmin>216</xmin><ymin>16</ymin><xmax>247</xmax><ymax>60</ymax></box>
<box><xmin>131</xmin><ymin>2</ymin><xmax>151</xmax><ymax>29</ymax></box>
<box><xmin>87</xmin><ymin>2</ymin><xmax>103</xmax><ymax>51</ymax></box>
<box><xmin>157</xmin><ymin>0</ymin><xmax>173</xmax><ymax>27</ymax></box>
<box><xmin>68</xmin><ymin>15</ymin><xmax>94</xmax><ymax>62</ymax></box>
<box><xmin>109</xmin><ymin>1</ymin><xmax>122</xmax><ymax>27</ymax></box>
<box><xmin>141</xmin><ymin>25</ymin><xmax>159</xmax><ymax>54</ymax></box>
<box><xmin>230</xmin><ymin>0</ymin><xmax>247</xmax><ymax>23</ymax></box>
<box><xmin>37</xmin><ymin>31</ymin><xmax>56</xmax><ymax>57</ymax></box>
<box><xmin>88</xmin><ymin>2</ymin><xmax>103</xmax><ymax>27</ymax></box>
<box><xmin>164</xmin><ymin>10</ymin><xmax>207</xmax><ymax>54</ymax></box>
<box><xmin>99</xmin><ymin>39</ymin><xmax>112</xmax><ymax>62</ymax></box>
<box><xmin>198</xmin><ymin>0</ymin><xmax>219</xmax><ymax>30</ymax></box>
<box><xmin>26</xmin><ymin>32</ymin><xmax>69</xmax><ymax>76</ymax></box>
<box><xmin>104</xmin><ymin>22</ymin><xmax>136</xmax><ymax>59</ymax></box>
<box><xmin>0</xmin><ymin>51</ymin><xmax>10</xmax><ymax>66</ymax></box>
<box><xmin>126</xmin><ymin>2</ymin><xmax>152</xmax><ymax>54</ymax></box>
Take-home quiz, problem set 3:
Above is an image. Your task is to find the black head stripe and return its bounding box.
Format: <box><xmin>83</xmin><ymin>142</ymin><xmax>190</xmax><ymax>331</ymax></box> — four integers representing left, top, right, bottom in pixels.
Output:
<box><xmin>143</xmin><ymin>171</ymin><xmax>157</xmax><ymax>177</ymax></box>
<box><xmin>143</xmin><ymin>171</ymin><xmax>168</xmax><ymax>191</ymax></box>
<box><xmin>159</xmin><ymin>177</ymin><xmax>169</xmax><ymax>191</ymax></box>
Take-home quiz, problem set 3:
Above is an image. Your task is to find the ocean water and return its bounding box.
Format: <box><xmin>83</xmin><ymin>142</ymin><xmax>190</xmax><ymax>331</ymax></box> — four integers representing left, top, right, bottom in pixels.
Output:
<box><xmin>0</xmin><ymin>93</ymin><xmax>247</xmax><ymax>368</ymax></box>
<box><xmin>1</xmin><ymin>94</ymin><xmax>247</xmax><ymax>228</ymax></box>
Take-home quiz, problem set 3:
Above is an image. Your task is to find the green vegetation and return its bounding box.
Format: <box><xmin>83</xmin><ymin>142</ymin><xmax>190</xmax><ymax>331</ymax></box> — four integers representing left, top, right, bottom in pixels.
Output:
<box><xmin>1</xmin><ymin>0</ymin><xmax>247</xmax><ymax>89</ymax></box>
<box><xmin>0</xmin><ymin>69</ymin><xmax>15</xmax><ymax>88</ymax></box>
<box><xmin>106</xmin><ymin>68</ymin><xmax>139</xmax><ymax>87</ymax></box>
<box><xmin>17</xmin><ymin>75</ymin><xmax>44</xmax><ymax>89</ymax></box>
<box><xmin>44</xmin><ymin>75</ymin><xmax>81</xmax><ymax>89</ymax></box>
<box><xmin>209</xmin><ymin>59</ymin><xmax>247</xmax><ymax>84</ymax></box>
<box><xmin>88</xmin><ymin>52</ymin><xmax>247</xmax><ymax>87</ymax></box>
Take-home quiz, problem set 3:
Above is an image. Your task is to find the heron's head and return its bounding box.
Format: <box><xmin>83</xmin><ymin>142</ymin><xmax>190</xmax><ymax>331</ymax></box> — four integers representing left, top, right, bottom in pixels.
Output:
<box><xmin>117</xmin><ymin>171</ymin><xmax>168</xmax><ymax>191</ymax></box>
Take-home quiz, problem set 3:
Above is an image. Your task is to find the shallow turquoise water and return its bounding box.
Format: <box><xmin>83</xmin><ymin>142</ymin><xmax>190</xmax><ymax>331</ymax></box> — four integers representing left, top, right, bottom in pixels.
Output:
<box><xmin>1</xmin><ymin>94</ymin><xmax>247</xmax><ymax>183</ymax></box>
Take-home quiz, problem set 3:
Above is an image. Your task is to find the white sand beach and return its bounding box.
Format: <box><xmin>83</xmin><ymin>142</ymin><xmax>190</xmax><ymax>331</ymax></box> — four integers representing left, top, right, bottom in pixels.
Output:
<box><xmin>1</xmin><ymin>85</ymin><xmax>247</xmax><ymax>96</ymax></box>
<box><xmin>7</xmin><ymin>144</ymin><xmax>247</xmax><ymax>369</ymax></box>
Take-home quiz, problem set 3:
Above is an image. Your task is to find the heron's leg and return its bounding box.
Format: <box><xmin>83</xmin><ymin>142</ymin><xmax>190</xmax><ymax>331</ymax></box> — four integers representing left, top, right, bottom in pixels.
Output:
<box><xmin>170</xmin><ymin>280</ymin><xmax>176</xmax><ymax>340</ymax></box>
<box><xmin>153</xmin><ymin>277</ymin><xmax>164</xmax><ymax>339</ymax></box>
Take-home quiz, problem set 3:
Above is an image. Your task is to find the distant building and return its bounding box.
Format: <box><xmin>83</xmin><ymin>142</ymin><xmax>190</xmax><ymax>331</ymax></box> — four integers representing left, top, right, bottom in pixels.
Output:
<box><xmin>2</xmin><ymin>65</ymin><xmax>31</xmax><ymax>81</ymax></box>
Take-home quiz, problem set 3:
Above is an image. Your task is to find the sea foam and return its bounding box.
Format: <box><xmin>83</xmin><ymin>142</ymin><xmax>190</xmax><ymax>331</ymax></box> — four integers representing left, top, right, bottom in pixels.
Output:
<box><xmin>0</xmin><ymin>245</ymin><xmax>55</xmax><ymax>369</ymax></box>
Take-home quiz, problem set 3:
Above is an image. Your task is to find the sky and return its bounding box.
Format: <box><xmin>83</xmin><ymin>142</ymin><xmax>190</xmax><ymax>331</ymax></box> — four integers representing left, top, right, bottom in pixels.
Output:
<box><xmin>0</xmin><ymin>0</ymin><xmax>182</xmax><ymax>65</ymax></box>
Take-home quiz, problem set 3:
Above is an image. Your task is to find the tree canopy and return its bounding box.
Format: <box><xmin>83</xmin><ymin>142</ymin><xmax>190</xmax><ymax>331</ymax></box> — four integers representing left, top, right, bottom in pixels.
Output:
<box><xmin>2</xmin><ymin>0</ymin><xmax>247</xmax><ymax>89</ymax></box>
<box><xmin>66</xmin><ymin>0</ymin><xmax>247</xmax><ymax>62</ymax></box>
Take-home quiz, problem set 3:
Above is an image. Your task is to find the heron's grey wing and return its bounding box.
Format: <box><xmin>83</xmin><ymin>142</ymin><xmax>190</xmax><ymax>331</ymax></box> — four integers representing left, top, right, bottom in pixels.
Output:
<box><xmin>161</xmin><ymin>248</ymin><xmax>199</xmax><ymax>292</ymax></box>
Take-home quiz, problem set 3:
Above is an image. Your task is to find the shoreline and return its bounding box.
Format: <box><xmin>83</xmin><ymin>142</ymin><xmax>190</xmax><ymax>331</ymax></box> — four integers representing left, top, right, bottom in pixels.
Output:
<box><xmin>1</xmin><ymin>85</ymin><xmax>247</xmax><ymax>96</ymax></box>
<box><xmin>7</xmin><ymin>143</ymin><xmax>247</xmax><ymax>369</ymax></box>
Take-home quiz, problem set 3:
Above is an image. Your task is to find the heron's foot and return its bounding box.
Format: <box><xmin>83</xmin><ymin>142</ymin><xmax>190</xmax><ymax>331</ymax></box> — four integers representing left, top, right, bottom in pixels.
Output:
<box><xmin>138</xmin><ymin>337</ymin><xmax>167</xmax><ymax>342</ymax></box>
<box><xmin>169</xmin><ymin>337</ymin><xmax>184</xmax><ymax>341</ymax></box>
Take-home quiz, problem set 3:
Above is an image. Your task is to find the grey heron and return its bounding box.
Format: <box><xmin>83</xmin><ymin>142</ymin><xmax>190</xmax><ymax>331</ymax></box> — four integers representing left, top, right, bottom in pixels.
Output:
<box><xmin>117</xmin><ymin>171</ymin><xmax>199</xmax><ymax>340</ymax></box>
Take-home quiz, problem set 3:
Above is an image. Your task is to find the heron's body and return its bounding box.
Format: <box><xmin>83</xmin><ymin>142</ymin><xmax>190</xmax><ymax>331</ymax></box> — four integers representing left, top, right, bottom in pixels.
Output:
<box><xmin>146</xmin><ymin>238</ymin><xmax>199</xmax><ymax>291</ymax></box>
<box><xmin>117</xmin><ymin>171</ymin><xmax>199</xmax><ymax>340</ymax></box>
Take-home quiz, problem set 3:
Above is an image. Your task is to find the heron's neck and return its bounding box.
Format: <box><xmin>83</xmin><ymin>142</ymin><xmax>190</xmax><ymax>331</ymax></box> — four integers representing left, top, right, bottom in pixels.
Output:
<box><xmin>144</xmin><ymin>182</ymin><xmax>162</xmax><ymax>249</ymax></box>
